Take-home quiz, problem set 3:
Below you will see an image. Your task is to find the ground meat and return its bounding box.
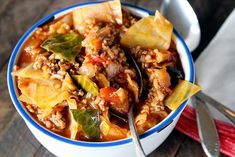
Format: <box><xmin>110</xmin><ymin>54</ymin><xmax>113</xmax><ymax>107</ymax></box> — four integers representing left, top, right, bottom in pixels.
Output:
<box><xmin>39</xmin><ymin>106</ymin><xmax>67</xmax><ymax>132</ymax></box>
<box><xmin>49</xmin><ymin>111</ymin><xmax>66</xmax><ymax>130</ymax></box>
<box><xmin>121</xmin><ymin>8</ymin><xmax>138</xmax><ymax>32</ymax></box>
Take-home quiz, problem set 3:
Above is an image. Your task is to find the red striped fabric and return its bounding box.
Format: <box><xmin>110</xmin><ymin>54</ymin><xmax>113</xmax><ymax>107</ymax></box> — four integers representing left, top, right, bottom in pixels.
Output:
<box><xmin>175</xmin><ymin>106</ymin><xmax>235</xmax><ymax>157</ymax></box>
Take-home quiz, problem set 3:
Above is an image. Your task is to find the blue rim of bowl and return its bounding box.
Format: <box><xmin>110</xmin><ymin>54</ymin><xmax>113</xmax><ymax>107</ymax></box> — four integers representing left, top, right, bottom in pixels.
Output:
<box><xmin>7</xmin><ymin>2</ymin><xmax>194</xmax><ymax>147</ymax></box>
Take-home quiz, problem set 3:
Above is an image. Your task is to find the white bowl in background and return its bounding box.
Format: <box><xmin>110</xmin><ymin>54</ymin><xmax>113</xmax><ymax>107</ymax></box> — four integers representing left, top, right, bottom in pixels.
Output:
<box><xmin>7</xmin><ymin>2</ymin><xmax>195</xmax><ymax>157</ymax></box>
<box><xmin>160</xmin><ymin>0</ymin><xmax>201</xmax><ymax>52</ymax></box>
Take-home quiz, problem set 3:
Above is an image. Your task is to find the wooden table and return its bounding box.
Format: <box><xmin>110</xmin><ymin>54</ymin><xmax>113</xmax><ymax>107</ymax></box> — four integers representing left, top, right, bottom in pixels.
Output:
<box><xmin>0</xmin><ymin>0</ymin><xmax>234</xmax><ymax>156</ymax></box>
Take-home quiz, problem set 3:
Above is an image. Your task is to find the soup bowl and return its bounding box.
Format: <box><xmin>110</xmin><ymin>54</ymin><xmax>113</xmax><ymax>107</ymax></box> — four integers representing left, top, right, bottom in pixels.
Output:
<box><xmin>7</xmin><ymin>2</ymin><xmax>194</xmax><ymax>157</ymax></box>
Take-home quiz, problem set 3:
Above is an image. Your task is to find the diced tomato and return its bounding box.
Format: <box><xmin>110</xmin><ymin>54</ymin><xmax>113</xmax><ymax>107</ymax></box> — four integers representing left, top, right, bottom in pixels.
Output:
<box><xmin>54</xmin><ymin>105</ymin><xmax>65</xmax><ymax>112</ymax></box>
<box><xmin>85</xmin><ymin>54</ymin><xmax>93</xmax><ymax>62</ymax></box>
<box><xmin>100</xmin><ymin>87</ymin><xmax>130</xmax><ymax>114</ymax></box>
<box><xmin>86</xmin><ymin>54</ymin><xmax>111</xmax><ymax>65</ymax></box>
<box><xmin>92</xmin><ymin>56</ymin><xmax>106</xmax><ymax>64</ymax></box>
<box><xmin>100</xmin><ymin>87</ymin><xmax>121</xmax><ymax>104</ymax></box>
<box><xmin>91</xmin><ymin>38</ymin><xmax>102</xmax><ymax>49</ymax></box>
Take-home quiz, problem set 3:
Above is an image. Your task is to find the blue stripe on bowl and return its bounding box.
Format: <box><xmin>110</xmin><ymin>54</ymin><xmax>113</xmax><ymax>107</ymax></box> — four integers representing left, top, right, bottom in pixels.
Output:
<box><xmin>7</xmin><ymin>1</ymin><xmax>194</xmax><ymax>147</ymax></box>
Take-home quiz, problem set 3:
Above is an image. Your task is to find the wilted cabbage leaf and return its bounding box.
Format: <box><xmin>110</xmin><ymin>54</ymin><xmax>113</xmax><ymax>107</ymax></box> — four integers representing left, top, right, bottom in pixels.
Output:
<box><xmin>67</xmin><ymin>98</ymin><xmax>80</xmax><ymax>140</ymax></box>
<box><xmin>165</xmin><ymin>80</ymin><xmax>201</xmax><ymax>110</ymax></box>
<box><xmin>100</xmin><ymin>111</ymin><xmax>128</xmax><ymax>141</ymax></box>
<box><xmin>71</xmin><ymin>109</ymin><xmax>100</xmax><ymax>139</ymax></box>
<box><xmin>41</xmin><ymin>33</ymin><xmax>82</xmax><ymax>61</ymax></box>
<box><xmin>96</xmin><ymin>73</ymin><xmax>110</xmax><ymax>88</ymax></box>
<box><xmin>12</xmin><ymin>63</ymin><xmax>49</xmax><ymax>80</ymax></box>
<box><xmin>73</xmin><ymin>0</ymin><xmax>122</xmax><ymax>35</ymax></box>
<box><xmin>126</xmin><ymin>73</ymin><xmax>139</xmax><ymax>102</ymax></box>
<box><xmin>73</xmin><ymin>75</ymin><xmax>99</xmax><ymax>96</ymax></box>
<box><xmin>18</xmin><ymin>78</ymin><xmax>70</xmax><ymax>117</ymax></box>
<box><xmin>62</xmin><ymin>73</ymin><xmax>77</xmax><ymax>91</ymax></box>
<box><xmin>18</xmin><ymin>94</ymin><xmax>35</xmax><ymax>105</ymax></box>
<box><xmin>121</xmin><ymin>10</ymin><xmax>173</xmax><ymax>50</ymax></box>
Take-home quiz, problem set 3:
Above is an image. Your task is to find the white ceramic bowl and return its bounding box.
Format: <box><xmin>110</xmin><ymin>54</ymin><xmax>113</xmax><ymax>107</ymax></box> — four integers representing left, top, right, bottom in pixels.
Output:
<box><xmin>7</xmin><ymin>2</ymin><xmax>195</xmax><ymax>157</ymax></box>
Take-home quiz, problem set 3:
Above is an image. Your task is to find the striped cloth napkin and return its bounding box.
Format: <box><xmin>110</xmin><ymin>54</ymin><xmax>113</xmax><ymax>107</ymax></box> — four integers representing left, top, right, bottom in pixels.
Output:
<box><xmin>176</xmin><ymin>9</ymin><xmax>235</xmax><ymax>157</ymax></box>
<box><xmin>176</xmin><ymin>106</ymin><xmax>235</xmax><ymax>156</ymax></box>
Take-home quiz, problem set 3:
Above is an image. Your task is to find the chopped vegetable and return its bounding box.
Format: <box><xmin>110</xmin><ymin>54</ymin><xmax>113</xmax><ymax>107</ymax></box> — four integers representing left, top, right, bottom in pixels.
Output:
<box><xmin>121</xmin><ymin>10</ymin><xmax>173</xmax><ymax>50</ymax></box>
<box><xmin>18</xmin><ymin>78</ymin><xmax>70</xmax><ymax>117</ymax></box>
<box><xmin>62</xmin><ymin>73</ymin><xmax>77</xmax><ymax>91</ymax></box>
<box><xmin>126</xmin><ymin>74</ymin><xmax>139</xmax><ymax>102</ymax></box>
<box><xmin>67</xmin><ymin>98</ymin><xmax>79</xmax><ymax>140</ymax></box>
<box><xmin>82</xmin><ymin>26</ymin><xmax>119</xmax><ymax>54</ymax></box>
<box><xmin>156</xmin><ymin>50</ymin><xmax>172</xmax><ymax>63</ymax></box>
<box><xmin>106</xmin><ymin>63</ymin><xmax>122</xmax><ymax>78</ymax></box>
<box><xmin>67</xmin><ymin>98</ymin><xmax>77</xmax><ymax>109</ymax></box>
<box><xmin>100</xmin><ymin>87</ymin><xmax>121</xmax><ymax>104</ymax></box>
<box><xmin>71</xmin><ymin>109</ymin><xmax>100</xmax><ymax>139</ymax></box>
<box><xmin>167</xmin><ymin>66</ymin><xmax>184</xmax><ymax>80</ymax></box>
<box><xmin>86</xmin><ymin>54</ymin><xmax>110</xmax><ymax>65</ymax></box>
<box><xmin>116</xmin><ymin>88</ymin><xmax>129</xmax><ymax>104</ymax></box>
<box><xmin>96</xmin><ymin>73</ymin><xmax>110</xmax><ymax>88</ymax></box>
<box><xmin>12</xmin><ymin>63</ymin><xmax>49</xmax><ymax>80</ymax></box>
<box><xmin>99</xmin><ymin>110</ymin><xmax>128</xmax><ymax>141</ymax></box>
<box><xmin>167</xmin><ymin>66</ymin><xmax>184</xmax><ymax>86</ymax></box>
<box><xmin>81</xmin><ymin>27</ymin><xmax>103</xmax><ymax>52</ymax></box>
<box><xmin>165</xmin><ymin>80</ymin><xmax>201</xmax><ymax>110</ymax></box>
<box><xmin>115</xmin><ymin>88</ymin><xmax>130</xmax><ymax>114</ymax></box>
<box><xmin>18</xmin><ymin>94</ymin><xmax>35</xmax><ymax>105</ymax></box>
<box><xmin>73</xmin><ymin>75</ymin><xmax>99</xmax><ymax>96</ymax></box>
<box><xmin>100</xmin><ymin>116</ymin><xmax>128</xmax><ymax>141</ymax></box>
<box><xmin>41</xmin><ymin>33</ymin><xmax>83</xmax><ymax>61</ymax></box>
<box><xmin>73</xmin><ymin>0</ymin><xmax>122</xmax><ymax>35</ymax></box>
<box><xmin>147</xmin><ymin>67</ymin><xmax>171</xmax><ymax>89</ymax></box>
<box><xmin>79</xmin><ymin>63</ymin><xmax>97</xmax><ymax>78</ymax></box>
<box><xmin>100</xmin><ymin>87</ymin><xmax>129</xmax><ymax>114</ymax></box>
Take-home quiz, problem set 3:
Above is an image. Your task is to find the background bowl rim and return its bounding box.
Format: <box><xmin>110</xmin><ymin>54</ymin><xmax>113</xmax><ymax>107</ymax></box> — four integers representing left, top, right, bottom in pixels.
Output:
<box><xmin>7</xmin><ymin>1</ymin><xmax>194</xmax><ymax>147</ymax></box>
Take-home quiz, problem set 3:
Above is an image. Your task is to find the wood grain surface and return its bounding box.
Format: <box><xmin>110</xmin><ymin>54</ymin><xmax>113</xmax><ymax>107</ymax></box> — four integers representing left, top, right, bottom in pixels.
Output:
<box><xmin>0</xmin><ymin>0</ymin><xmax>233</xmax><ymax>156</ymax></box>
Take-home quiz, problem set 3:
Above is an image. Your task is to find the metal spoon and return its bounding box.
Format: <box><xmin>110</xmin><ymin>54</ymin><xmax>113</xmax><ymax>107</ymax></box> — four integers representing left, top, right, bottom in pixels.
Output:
<box><xmin>192</xmin><ymin>75</ymin><xmax>220</xmax><ymax>156</ymax></box>
<box><xmin>192</xmin><ymin>96</ymin><xmax>220</xmax><ymax>157</ymax></box>
<box><xmin>124</xmin><ymin>50</ymin><xmax>146</xmax><ymax>157</ymax></box>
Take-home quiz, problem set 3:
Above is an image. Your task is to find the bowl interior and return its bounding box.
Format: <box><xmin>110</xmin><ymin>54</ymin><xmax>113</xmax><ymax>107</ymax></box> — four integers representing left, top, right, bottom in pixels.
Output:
<box><xmin>7</xmin><ymin>2</ymin><xmax>194</xmax><ymax>147</ymax></box>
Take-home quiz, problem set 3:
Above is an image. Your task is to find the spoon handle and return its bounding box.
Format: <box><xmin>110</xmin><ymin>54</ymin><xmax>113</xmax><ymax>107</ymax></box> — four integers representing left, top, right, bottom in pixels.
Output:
<box><xmin>192</xmin><ymin>96</ymin><xmax>220</xmax><ymax>157</ymax></box>
<box><xmin>195</xmin><ymin>92</ymin><xmax>235</xmax><ymax>125</ymax></box>
<box><xmin>128</xmin><ymin>105</ymin><xmax>146</xmax><ymax>157</ymax></box>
